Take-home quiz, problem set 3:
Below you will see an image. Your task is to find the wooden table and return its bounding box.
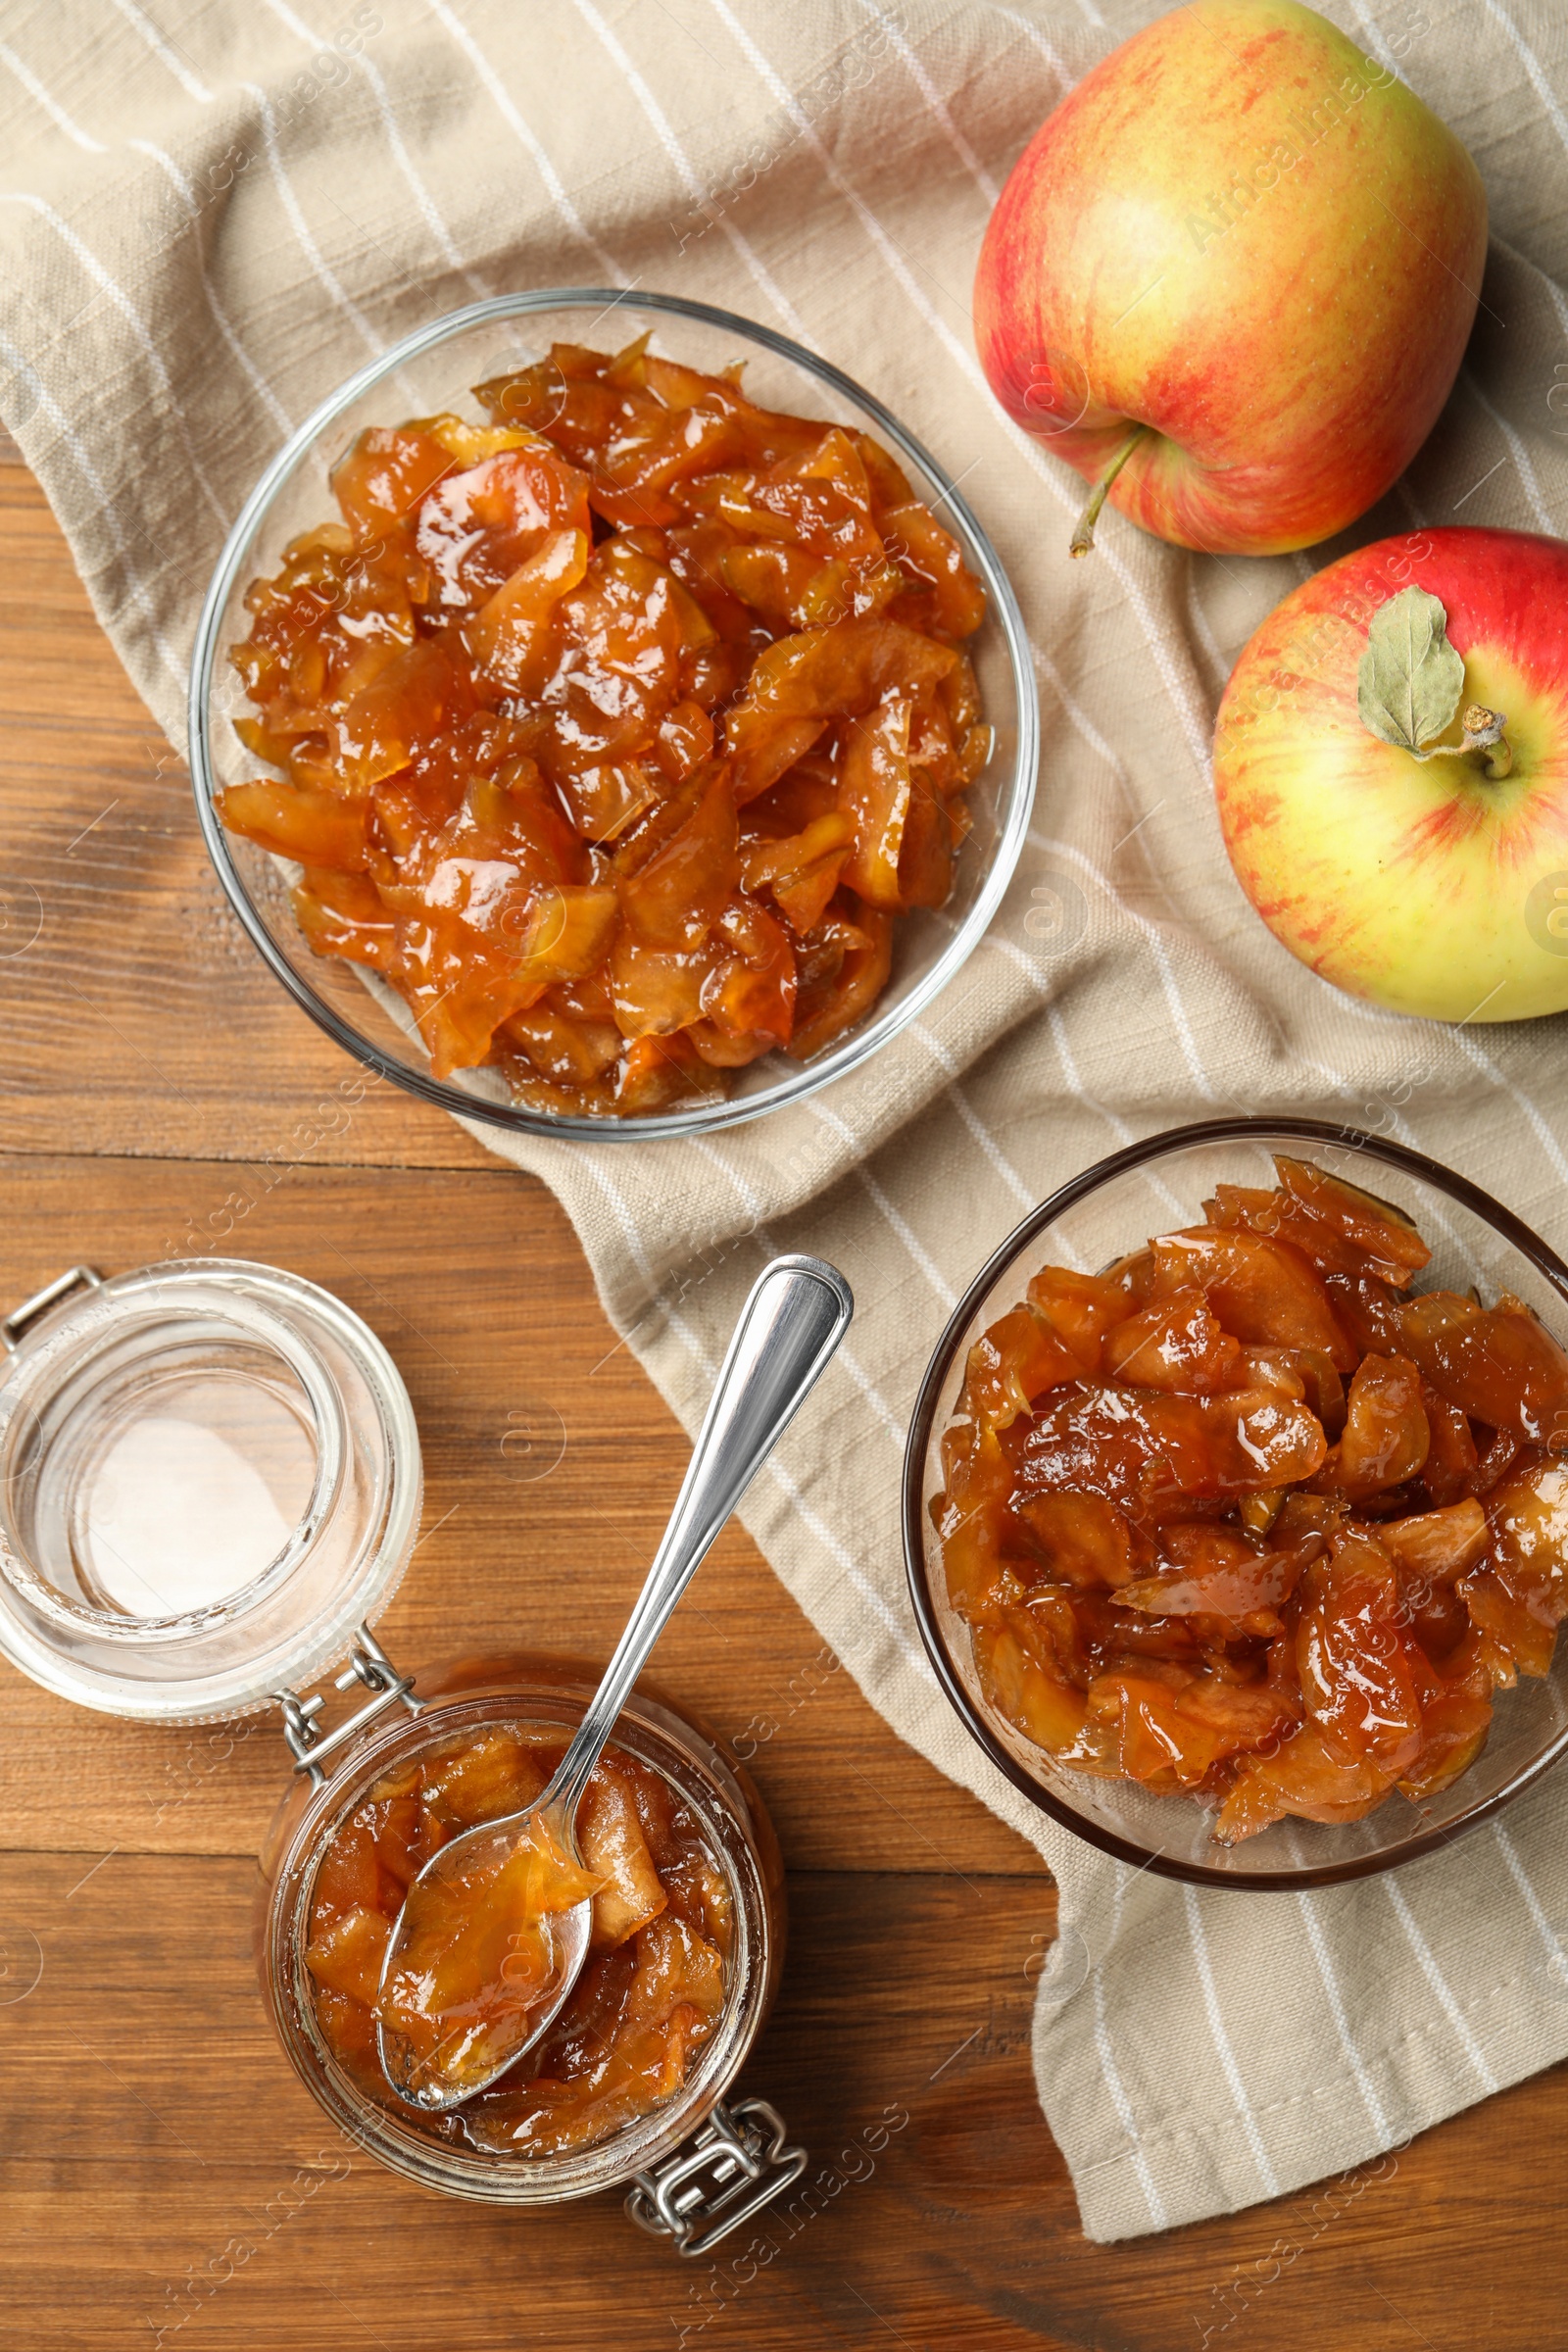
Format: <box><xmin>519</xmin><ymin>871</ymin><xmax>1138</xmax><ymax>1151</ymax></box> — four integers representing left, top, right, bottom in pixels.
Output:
<box><xmin>0</xmin><ymin>448</ymin><xmax>1561</xmax><ymax>2352</ymax></box>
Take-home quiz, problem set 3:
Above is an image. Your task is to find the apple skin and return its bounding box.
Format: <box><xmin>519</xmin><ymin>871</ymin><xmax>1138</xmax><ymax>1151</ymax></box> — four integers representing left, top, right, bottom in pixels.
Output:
<box><xmin>973</xmin><ymin>0</ymin><xmax>1487</xmax><ymax>557</ymax></box>
<box><xmin>1213</xmin><ymin>527</ymin><xmax>1568</xmax><ymax>1022</ymax></box>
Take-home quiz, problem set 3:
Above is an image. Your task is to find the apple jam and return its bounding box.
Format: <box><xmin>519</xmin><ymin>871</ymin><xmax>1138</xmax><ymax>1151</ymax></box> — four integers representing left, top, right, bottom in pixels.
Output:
<box><xmin>934</xmin><ymin>1156</ymin><xmax>1568</xmax><ymax>1842</ymax></box>
<box><xmin>219</xmin><ymin>336</ymin><xmax>992</xmax><ymax>1115</ymax></box>
<box><xmin>374</xmin><ymin>1810</ymin><xmax>601</xmax><ymax>2104</ymax></box>
<box><xmin>304</xmin><ymin>1723</ymin><xmax>733</xmax><ymax>2156</ymax></box>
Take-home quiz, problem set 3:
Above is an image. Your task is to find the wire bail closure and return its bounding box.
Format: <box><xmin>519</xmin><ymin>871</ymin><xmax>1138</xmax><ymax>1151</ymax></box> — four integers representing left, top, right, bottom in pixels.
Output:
<box><xmin>275</xmin><ymin>1624</ymin><xmax>422</xmax><ymax>1788</ymax></box>
<box><xmin>3</xmin><ymin>1265</ymin><xmax>103</xmax><ymax>1353</ymax></box>
<box><xmin>625</xmin><ymin>2095</ymin><xmax>808</xmax><ymax>2258</ymax></box>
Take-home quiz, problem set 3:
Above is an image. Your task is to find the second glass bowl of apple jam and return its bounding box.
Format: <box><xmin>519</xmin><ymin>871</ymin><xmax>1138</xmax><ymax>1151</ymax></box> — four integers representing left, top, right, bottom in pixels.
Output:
<box><xmin>259</xmin><ymin>1650</ymin><xmax>785</xmax><ymax>2205</ymax></box>
<box><xmin>904</xmin><ymin>1118</ymin><xmax>1568</xmax><ymax>1890</ymax></box>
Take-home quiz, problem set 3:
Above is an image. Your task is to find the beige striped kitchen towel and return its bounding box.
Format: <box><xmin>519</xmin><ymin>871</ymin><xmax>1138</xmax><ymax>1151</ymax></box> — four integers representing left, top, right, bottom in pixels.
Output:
<box><xmin>5</xmin><ymin>0</ymin><xmax>1568</xmax><ymax>2240</ymax></box>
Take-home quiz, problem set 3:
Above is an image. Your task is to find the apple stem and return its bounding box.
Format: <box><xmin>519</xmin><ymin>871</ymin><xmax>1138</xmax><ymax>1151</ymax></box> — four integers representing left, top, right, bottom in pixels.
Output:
<box><xmin>1461</xmin><ymin>703</ymin><xmax>1512</xmax><ymax>780</ymax></box>
<box><xmin>1417</xmin><ymin>705</ymin><xmax>1513</xmax><ymax>781</ymax></box>
<box><xmin>1069</xmin><ymin>423</ymin><xmax>1152</xmax><ymax>560</ymax></box>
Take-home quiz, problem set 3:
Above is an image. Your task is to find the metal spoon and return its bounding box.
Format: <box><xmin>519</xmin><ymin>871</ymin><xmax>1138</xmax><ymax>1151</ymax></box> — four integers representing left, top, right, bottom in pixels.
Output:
<box><xmin>374</xmin><ymin>1252</ymin><xmax>854</xmax><ymax>2113</ymax></box>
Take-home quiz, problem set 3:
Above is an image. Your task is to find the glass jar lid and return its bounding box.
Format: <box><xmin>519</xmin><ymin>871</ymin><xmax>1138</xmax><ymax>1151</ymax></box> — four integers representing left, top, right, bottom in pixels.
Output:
<box><xmin>0</xmin><ymin>1258</ymin><xmax>421</xmax><ymax>1721</ymax></box>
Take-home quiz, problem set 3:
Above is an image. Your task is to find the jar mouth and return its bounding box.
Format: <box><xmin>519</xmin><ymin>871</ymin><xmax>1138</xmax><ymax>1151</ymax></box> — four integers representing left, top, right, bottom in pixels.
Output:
<box><xmin>263</xmin><ymin>1675</ymin><xmax>775</xmax><ymax>2204</ymax></box>
<box><xmin>0</xmin><ymin>1258</ymin><xmax>421</xmax><ymax>1720</ymax></box>
<box><xmin>0</xmin><ymin>1270</ymin><xmax>345</xmax><ymax>1642</ymax></box>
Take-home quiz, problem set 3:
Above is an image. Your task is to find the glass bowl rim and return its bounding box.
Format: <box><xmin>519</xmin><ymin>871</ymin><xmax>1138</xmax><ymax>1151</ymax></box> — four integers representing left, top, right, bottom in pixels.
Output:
<box><xmin>901</xmin><ymin>1113</ymin><xmax>1568</xmax><ymax>1892</ymax></box>
<box><xmin>186</xmin><ymin>285</ymin><xmax>1040</xmax><ymax>1144</ymax></box>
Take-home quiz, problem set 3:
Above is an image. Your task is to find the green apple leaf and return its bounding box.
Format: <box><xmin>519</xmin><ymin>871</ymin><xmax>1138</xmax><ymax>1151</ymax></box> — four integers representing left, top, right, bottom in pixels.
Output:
<box><xmin>1356</xmin><ymin>587</ymin><xmax>1465</xmax><ymax>754</ymax></box>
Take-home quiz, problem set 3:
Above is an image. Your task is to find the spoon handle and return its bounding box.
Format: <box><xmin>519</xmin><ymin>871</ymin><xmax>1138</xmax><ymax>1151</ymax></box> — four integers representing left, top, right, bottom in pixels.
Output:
<box><xmin>544</xmin><ymin>1255</ymin><xmax>853</xmax><ymax>1825</ymax></box>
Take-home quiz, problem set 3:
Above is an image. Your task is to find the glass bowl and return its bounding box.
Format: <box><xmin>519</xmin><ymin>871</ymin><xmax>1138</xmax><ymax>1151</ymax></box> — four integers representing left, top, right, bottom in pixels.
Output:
<box><xmin>187</xmin><ymin>289</ymin><xmax>1038</xmax><ymax>1142</ymax></box>
<box><xmin>903</xmin><ymin>1117</ymin><xmax>1568</xmax><ymax>1890</ymax></box>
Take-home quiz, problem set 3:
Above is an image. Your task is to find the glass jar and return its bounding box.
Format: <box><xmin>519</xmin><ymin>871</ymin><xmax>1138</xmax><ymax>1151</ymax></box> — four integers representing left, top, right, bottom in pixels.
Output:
<box><xmin>258</xmin><ymin>1644</ymin><xmax>801</xmax><ymax>2248</ymax></box>
<box><xmin>0</xmin><ymin>1256</ymin><xmax>804</xmax><ymax>2249</ymax></box>
<box><xmin>0</xmin><ymin>1259</ymin><xmax>421</xmax><ymax>1719</ymax></box>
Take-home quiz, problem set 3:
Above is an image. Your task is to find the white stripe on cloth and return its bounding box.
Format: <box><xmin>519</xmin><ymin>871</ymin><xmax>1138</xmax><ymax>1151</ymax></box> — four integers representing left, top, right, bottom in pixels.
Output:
<box><xmin>240</xmin><ymin>77</ymin><xmax>386</xmax><ymax>358</ymax></box>
<box><xmin>1031</xmin><ymin>637</ymin><xmax>1130</xmax><ymax>783</ymax></box>
<box><xmin>424</xmin><ymin>0</ymin><xmax>627</xmax><ymax>285</ymax></box>
<box><xmin>1295</xmin><ymin>1889</ymin><xmax>1392</xmax><ymax>2138</ymax></box>
<box><xmin>909</xmin><ymin>1020</ymin><xmax>1038</xmax><ymax>1212</ymax></box>
<box><xmin>979</xmin><ymin>931</ymin><xmax>1195</xmax><ymax>1230</ymax></box>
<box><xmin>0</xmin><ymin>190</ymin><xmax>229</xmax><ymax>529</ymax></box>
<box><xmin>1028</xmin><ymin>832</ymin><xmax>1221</xmax><ymax>1103</ymax></box>
<box><xmin>127</xmin><ymin>138</ymin><xmax>294</xmax><ymax>438</ymax></box>
<box><xmin>1480</xmin><ymin>0</ymin><xmax>1568</xmax><ymax>157</ymax></box>
<box><xmin>1307</xmin><ymin>984</ymin><xmax>1568</xmax><ymax>1285</ymax></box>
<box><xmin>1345</xmin><ymin>0</ymin><xmax>1400</xmax><ymax>76</ymax></box>
<box><xmin>1089</xmin><ymin>1866</ymin><xmax>1167</xmax><ymax>2230</ymax></box>
<box><xmin>808</xmin><ymin>1098</ymin><xmax>959</xmax><ymax>1309</ymax></box>
<box><xmin>987</xmin><ymin>4</ymin><xmax>1076</xmax><ymax>96</ymax></box>
<box><xmin>0</xmin><ymin>328</ymin><xmax>188</xmax><ymax>691</ymax></box>
<box><xmin>259</xmin><ymin>0</ymin><xmax>491</xmax><ymax>302</ymax></box>
<box><xmin>973</xmin><ymin>927</ymin><xmax>1166</xmax><ymax>1224</ymax></box>
<box><xmin>109</xmin><ymin>0</ymin><xmax>214</xmax><ymax>102</ymax></box>
<box><xmin>1493</xmin><ymin>1820</ymin><xmax>1568</xmax><ymax>1988</ymax></box>
<box><xmin>1461</xmin><ymin>369</ymin><xmax>1556</xmax><ymax>536</ymax></box>
<box><xmin>0</xmin><ymin>40</ymin><xmax>108</xmax><ymax>149</ymax></box>
<box><xmin>766</xmin><ymin>1450</ymin><xmax>941</xmax><ymax>1680</ymax></box>
<box><xmin>1383</xmin><ymin>1879</ymin><xmax>1498</xmax><ymax>2093</ymax></box>
<box><xmin>1183</xmin><ymin>1885</ymin><xmax>1281</xmax><ymax>2196</ymax></box>
<box><xmin>686</xmin><ymin>1138</ymin><xmax>907</xmax><ymax>1451</ymax></box>
<box><xmin>1398</xmin><ymin>1013</ymin><xmax>1568</xmax><ymax>1195</ymax></box>
<box><xmin>1046</xmin><ymin>1007</ymin><xmax>1131</xmax><ymax>1141</ymax></box>
<box><xmin>572</xmin><ymin>1148</ymin><xmax>935</xmax><ymax>1678</ymax></box>
<box><xmin>858</xmin><ymin>0</ymin><xmax>1002</xmax><ymax>204</ymax></box>
<box><xmin>565</xmin><ymin>0</ymin><xmax>811</xmax><ymax>346</ymax></box>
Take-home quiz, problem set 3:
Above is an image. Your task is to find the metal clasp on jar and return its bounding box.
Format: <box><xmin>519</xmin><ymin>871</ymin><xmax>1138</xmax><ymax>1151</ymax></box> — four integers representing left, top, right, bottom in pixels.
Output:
<box><xmin>275</xmin><ymin>1624</ymin><xmax>422</xmax><ymax>1787</ymax></box>
<box><xmin>625</xmin><ymin>2096</ymin><xmax>808</xmax><ymax>2258</ymax></box>
<box><xmin>2</xmin><ymin>1265</ymin><xmax>103</xmax><ymax>1350</ymax></box>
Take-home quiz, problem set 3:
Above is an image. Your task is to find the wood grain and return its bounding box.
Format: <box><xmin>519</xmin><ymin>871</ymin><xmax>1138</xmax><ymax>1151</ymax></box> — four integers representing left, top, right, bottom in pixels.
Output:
<box><xmin>0</xmin><ymin>465</ymin><xmax>492</xmax><ymax>1170</ymax></box>
<box><xmin>3</xmin><ymin>1850</ymin><xmax>1561</xmax><ymax>2352</ymax></box>
<box><xmin>5</xmin><ymin>452</ymin><xmax>1568</xmax><ymax>2351</ymax></box>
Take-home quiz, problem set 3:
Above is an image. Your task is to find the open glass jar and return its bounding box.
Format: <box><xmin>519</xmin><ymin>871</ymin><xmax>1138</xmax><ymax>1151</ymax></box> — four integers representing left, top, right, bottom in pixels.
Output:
<box><xmin>259</xmin><ymin>1647</ymin><xmax>799</xmax><ymax>2246</ymax></box>
<box><xmin>0</xmin><ymin>1254</ymin><xmax>803</xmax><ymax>2251</ymax></box>
<box><xmin>0</xmin><ymin>1258</ymin><xmax>420</xmax><ymax>1717</ymax></box>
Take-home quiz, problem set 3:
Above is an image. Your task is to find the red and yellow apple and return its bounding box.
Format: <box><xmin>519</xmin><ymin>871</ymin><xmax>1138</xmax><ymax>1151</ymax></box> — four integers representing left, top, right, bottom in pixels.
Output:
<box><xmin>973</xmin><ymin>0</ymin><xmax>1487</xmax><ymax>557</ymax></box>
<box><xmin>1213</xmin><ymin>526</ymin><xmax>1568</xmax><ymax>1021</ymax></box>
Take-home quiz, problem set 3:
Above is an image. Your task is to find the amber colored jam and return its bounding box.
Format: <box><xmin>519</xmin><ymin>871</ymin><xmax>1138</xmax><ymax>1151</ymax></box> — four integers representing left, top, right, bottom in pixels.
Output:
<box><xmin>374</xmin><ymin>1809</ymin><xmax>601</xmax><ymax>2104</ymax></box>
<box><xmin>219</xmin><ymin>336</ymin><xmax>992</xmax><ymax>1115</ymax></box>
<box><xmin>304</xmin><ymin>1723</ymin><xmax>732</xmax><ymax>2156</ymax></box>
<box><xmin>934</xmin><ymin>1156</ymin><xmax>1568</xmax><ymax>1842</ymax></box>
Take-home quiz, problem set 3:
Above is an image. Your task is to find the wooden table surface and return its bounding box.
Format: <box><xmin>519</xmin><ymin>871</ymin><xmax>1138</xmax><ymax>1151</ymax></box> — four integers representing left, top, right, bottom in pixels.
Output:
<box><xmin>2</xmin><ymin>445</ymin><xmax>1565</xmax><ymax>2352</ymax></box>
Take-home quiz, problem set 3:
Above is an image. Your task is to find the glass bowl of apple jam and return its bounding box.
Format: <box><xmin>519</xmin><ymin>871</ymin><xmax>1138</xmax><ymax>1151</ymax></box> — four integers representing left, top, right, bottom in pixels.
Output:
<box><xmin>904</xmin><ymin>1117</ymin><xmax>1568</xmax><ymax>1891</ymax></box>
<box><xmin>187</xmin><ymin>287</ymin><xmax>1037</xmax><ymax>1141</ymax></box>
<box><xmin>259</xmin><ymin>1648</ymin><xmax>791</xmax><ymax>2219</ymax></box>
